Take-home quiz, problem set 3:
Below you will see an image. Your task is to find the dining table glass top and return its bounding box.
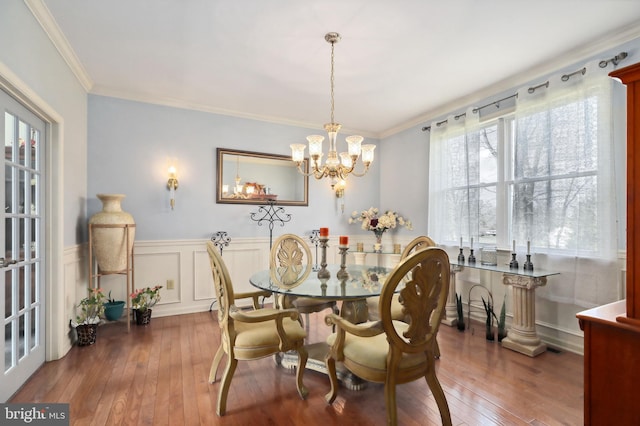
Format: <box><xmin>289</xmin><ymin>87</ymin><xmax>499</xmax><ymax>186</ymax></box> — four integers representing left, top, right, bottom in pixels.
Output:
<box><xmin>249</xmin><ymin>264</ymin><xmax>395</xmax><ymax>299</ymax></box>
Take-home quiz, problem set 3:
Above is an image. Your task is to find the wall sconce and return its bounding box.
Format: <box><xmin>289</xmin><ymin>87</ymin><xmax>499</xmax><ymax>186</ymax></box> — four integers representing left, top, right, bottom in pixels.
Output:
<box><xmin>167</xmin><ymin>160</ymin><xmax>179</xmax><ymax>209</ymax></box>
<box><xmin>334</xmin><ymin>179</ymin><xmax>346</xmax><ymax>198</ymax></box>
<box><xmin>333</xmin><ymin>179</ymin><xmax>346</xmax><ymax>213</ymax></box>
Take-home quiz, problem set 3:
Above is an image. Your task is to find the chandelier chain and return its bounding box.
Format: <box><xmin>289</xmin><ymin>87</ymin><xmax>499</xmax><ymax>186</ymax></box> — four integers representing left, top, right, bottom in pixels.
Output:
<box><xmin>330</xmin><ymin>39</ymin><xmax>335</xmax><ymax>124</ymax></box>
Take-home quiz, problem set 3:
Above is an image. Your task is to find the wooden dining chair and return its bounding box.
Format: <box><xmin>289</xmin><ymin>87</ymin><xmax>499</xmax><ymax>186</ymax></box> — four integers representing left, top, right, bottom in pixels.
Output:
<box><xmin>367</xmin><ymin>236</ymin><xmax>437</xmax><ymax>322</ymax></box>
<box><xmin>206</xmin><ymin>241</ymin><xmax>308</xmax><ymax>416</ymax></box>
<box><xmin>270</xmin><ymin>234</ymin><xmax>338</xmax><ymax>330</ymax></box>
<box><xmin>325</xmin><ymin>247</ymin><xmax>452</xmax><ymax>426</ymax></box>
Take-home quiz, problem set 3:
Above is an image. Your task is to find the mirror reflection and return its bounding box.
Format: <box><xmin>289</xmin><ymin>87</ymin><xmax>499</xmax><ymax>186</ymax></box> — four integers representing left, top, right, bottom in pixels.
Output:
<box><xmin>216</xmin><ymin>148</ymin><xmax>309</xmax><ymax>206</ymax></box>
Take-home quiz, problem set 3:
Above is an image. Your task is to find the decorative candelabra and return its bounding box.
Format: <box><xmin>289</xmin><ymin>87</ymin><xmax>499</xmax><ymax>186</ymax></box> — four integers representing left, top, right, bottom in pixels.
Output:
<box><xmin>337</xmin><ymin>246</ymin><xmax>349</xmax><ymax>280</ymax></box>
<box><xmin>249</xmin><ymin>199</ymin><xmax>291</xmax><ymax>249</ymax></box>
<box><xmin>457</xmin><ymin>247</ymin><xmax>465</xmax><ymax>263</ymax></box>
<box><xmin>211</xmin><ymin>231</ymin><xmax>231</xmax><ymax>256</ymax></box>
<box><xmin>509</xmin><ymin>252</ymin><xmax>519</xmax><ymax>270</ymax></box>
<box><xmin>317</xmin><ymin>237</ymin><xmax>330</xmax><ymax>279</ymax></box>
<box><xmin>309</xmin><ymin>229</ymin><xmax>320</xmax><ymax>271</ymax></box>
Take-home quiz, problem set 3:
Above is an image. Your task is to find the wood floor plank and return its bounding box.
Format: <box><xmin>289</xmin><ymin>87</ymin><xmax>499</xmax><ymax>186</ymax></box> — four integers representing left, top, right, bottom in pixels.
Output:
<box><xmin>9</xmin><ymin>310</ymin><xmax>583</xmax><ymax>425</ymax></box>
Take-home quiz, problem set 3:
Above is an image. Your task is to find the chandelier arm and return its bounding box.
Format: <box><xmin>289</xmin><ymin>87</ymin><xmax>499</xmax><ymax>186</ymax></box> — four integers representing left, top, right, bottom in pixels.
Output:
<box><xmin>294</xmin><ymin>162</ymin><xmax>317</xmax><ymax>177</ymax></box>
<box><xmin>346</xmin><ymin>164</ymin><xmax>371</xmax><ymax>177</ymax></box>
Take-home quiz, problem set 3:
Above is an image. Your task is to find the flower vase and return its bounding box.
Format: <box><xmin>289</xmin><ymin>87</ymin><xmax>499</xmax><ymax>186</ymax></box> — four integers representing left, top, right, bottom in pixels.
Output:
<box><xmin>75</xmin><ymin>324</ymin><xmax>98</xmax><ymax>346</ymax></box>
<box><xmin>373</xmin><ymin>229</ymin><xmax>385</xmax><ymax>253</ymax></box>
<box><xmin>134</xmin><ymin>309</ymin><xmax>152</xmax><ymax>325</ymax></box>
<box><xmin>89</xmin><ymin>194</ymin><xmax>135</xmax><ymax>273</ymax></box>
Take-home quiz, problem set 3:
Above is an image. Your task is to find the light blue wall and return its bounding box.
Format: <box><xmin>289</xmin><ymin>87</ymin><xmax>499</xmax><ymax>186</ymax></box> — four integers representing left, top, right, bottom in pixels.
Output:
<box><xmin>1</xmin><ymin>1</ymin><xmax>88</xmax><ymax>246</ymax></box>
<box><xmin>87</xmin><ymin>95</ymin><xmax>381</xmax><ymax>240</ymax></box>
<box><xmin>379</xmin><ymin>126</ymin><xmax>430</xmax><ymax>236</ymax></box>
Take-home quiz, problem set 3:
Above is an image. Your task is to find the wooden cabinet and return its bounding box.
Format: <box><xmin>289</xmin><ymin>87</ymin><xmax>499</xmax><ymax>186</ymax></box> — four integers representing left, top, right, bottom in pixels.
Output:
<box><xmin>577</xmin><ymin>62</ymin><xmax>640</xmax><ymax>425</ymax></box>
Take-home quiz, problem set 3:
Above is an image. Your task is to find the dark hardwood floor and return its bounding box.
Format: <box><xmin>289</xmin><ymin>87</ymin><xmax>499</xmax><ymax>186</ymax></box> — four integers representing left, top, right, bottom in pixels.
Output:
<box><xmin>10</xmin><ymin>310</ymin><xmax>583</xmax><ymax>425</ymax></box>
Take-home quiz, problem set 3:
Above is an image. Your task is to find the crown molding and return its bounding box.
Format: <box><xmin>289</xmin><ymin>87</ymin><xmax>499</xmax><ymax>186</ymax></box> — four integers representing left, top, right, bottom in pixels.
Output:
<box><xmin>24</xmin><ymin>0</ymin><xmax>93</xmax><ymax>92</ymax></box>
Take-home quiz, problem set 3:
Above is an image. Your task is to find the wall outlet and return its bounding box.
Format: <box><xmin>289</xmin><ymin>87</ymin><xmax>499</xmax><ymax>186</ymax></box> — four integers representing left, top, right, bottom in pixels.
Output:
<box><xmin>167</xmin><ymin>279</ymin><xmax>175</xmax><ymax>290</ymax></box>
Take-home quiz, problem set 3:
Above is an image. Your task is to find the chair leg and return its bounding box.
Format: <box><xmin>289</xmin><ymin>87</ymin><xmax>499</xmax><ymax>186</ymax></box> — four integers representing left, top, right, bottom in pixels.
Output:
<box><xmin>296</xmin><ymin>345</ymin><xmax>309</xmax><ymax>399</ymax></box>
<box><xmin>217</xmin><ymin>356</ymin><xmax>238</xmax><ymax>416</ymax></box>
<box><xmin>209</xmin><ymin>345</ymin><xmax>224</xmax><ymax>383</ymax></box>
<box><xmin>424</xmin><ymin>361</ymin><xmax>452</xmax><ymax>426</ymax></box>
<box><xmin>384</xmin><ymin>364</ymin><xmax>400</xmax><ymax>425</ymax></box>
<box><xmin>324</xmin><ymin>353</ymin><xmax>339</xmax><ymax>404</ymax></box>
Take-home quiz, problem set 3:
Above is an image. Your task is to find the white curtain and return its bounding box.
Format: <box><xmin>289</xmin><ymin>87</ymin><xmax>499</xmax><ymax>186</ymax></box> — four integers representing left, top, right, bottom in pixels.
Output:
<box><xmin>513</xmin><ymin>60</ymin><xmax>622</xmax><ymax>307</ymax></box>
<box><xmin>429</xmin><ymin>60</ymin><xmax>623</xmax><ymax>307</ymax></box>
<box><xmin>428</xmin><ymin>109</ymin><xmax>473</xmax><ymax>246</ymax></box>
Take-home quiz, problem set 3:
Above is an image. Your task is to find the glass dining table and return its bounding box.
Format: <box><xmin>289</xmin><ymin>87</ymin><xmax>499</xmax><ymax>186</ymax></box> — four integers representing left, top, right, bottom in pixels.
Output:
<box><xmin>249</xmin><ymin>263</ymin><xmax>396</xmax><ymax>389</ymax></box>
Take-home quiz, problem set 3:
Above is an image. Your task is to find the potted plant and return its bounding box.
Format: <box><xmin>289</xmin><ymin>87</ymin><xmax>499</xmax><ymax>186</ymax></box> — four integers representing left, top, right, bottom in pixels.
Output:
<box><xmin>497</xmin><ymin>295</ymin><xmax>507</xmax><ymax>342</ymax></box>
<box><xmin>130</xmin><ymin>285</ymin><xmax>162</xmax><ymax>325</ymax></box>
<box><xmin>103</xmin><ymin>290</ymin><xmax>126</xmax><ymax>321</ymax></box>
<box><xmin>481</xmin><ymin>296</ymin><xmax>498</xmax><ymax>342</ymax></box>
<box><xmin>455</xmin><ymin>293</ymin><xmax>465</xmax><ymax>331</ymax></box>
<box><xmin>71</xmin><ymin>288</ymin><xmax>106</xmax><ymax>346</ymax></box>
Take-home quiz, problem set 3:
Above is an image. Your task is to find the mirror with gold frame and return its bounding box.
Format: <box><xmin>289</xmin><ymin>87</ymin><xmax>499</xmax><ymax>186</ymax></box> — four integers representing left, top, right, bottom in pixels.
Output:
<box><xmin>216</xmin><ymin>148</ymin><xmax>309</xmax><ymax>206</ymax></box>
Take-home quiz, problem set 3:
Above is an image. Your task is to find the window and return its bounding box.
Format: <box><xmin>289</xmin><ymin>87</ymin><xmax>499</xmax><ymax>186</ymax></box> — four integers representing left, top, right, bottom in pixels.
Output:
<box><xmin>429</xmin><ymin>64</ymin><xmax>620</xmax><ymax>260</ymax></box>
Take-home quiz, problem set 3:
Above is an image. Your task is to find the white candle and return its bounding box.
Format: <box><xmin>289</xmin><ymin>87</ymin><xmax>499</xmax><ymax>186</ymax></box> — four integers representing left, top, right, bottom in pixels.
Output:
<box><xmin>527</xmin><ymin>240</ymin><xmax>531</xmax><ymax>255</ymax></box>
<box><xmin>460</xmin><ymin>237</ymin><xmax>463</xmax><ymax>248</ymax></box>
<box><xmin>470</xmin><ymin>237</ymin><xmax>473</xmax><ymax>249</ymax></box>
<box><xmin>513</xmin><ymin>240</ymin><xmax>516</xmax><ymax>253</ymax></box>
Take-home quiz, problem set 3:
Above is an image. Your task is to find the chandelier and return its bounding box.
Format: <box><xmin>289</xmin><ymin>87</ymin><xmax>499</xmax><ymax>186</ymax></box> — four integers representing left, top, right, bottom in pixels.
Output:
<box><xmin>290</xmin><ymin>32</ymin><xmax>375</xmax><ymax>187</ymax></box>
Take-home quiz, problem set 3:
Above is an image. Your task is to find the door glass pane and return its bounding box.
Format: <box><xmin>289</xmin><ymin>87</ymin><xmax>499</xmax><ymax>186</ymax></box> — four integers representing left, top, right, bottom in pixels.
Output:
<box><xmin>18</xmin><ymin>269</ymin><xmax>24</xmax><ymax>312</ymax></box>
<box><xmin>18</xmin><ymin>120</ymin><xmax>28</xmax><ymax>167</ymax></box>
<box><xmin>18</xmin><ymin>314</ymin><xmax>25</xmax><ymax>359</ymax></box>
<box><xmin>4</xmin><ymin>269</ymin><xmax>10</xmax><ymax>319</ymax></box>
<box><xmin>29</xmin><ymin>129</ymin><xmax>37</xmax><ymax>169</ymax></box>
<box><xmin>4</xmin><ymin>112</ymin><xmax>14</xmax><ymax>161</ymax></box>
<box><xmin>4</xmin><ymin>323</ymin><xmax>12</xmax><ymax>372</ymax></box>
<box><xmin>19</xmin><ymin>169</ymin><xmax>27</xmax><ymax>215</ymax></box>
<box><xmin>30</xmin><ymin>308</ymin><xmax>36</xmax><ymax>351</ymax></box>
<box><xmin>4</xmin><ymin>165</ymin><xmax>11</xmax><ymax>213</ymax></box>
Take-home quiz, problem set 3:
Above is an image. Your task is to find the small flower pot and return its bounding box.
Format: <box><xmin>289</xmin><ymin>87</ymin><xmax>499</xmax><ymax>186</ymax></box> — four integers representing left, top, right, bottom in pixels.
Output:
<box><xmin>103</xmin><ymin>301</ymin><xmax>125</xmax><ymax>321</ymax></box>
<box><xmin>134</xmin><ymin>308</ymin><xmax>152</xmax><ymax>325</ymax></box>
<box><xmin>75</xmin><ymin>324</ymin><xmax>98</xmax><ymax>346</ymax></box>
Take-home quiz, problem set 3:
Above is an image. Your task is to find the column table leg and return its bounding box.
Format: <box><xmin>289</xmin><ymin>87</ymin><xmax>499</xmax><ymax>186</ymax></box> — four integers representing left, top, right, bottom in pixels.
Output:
<box><xmin>501</xmin><ymin>274</ymin><xmax>547</xmax><ymax>357</ymax></box>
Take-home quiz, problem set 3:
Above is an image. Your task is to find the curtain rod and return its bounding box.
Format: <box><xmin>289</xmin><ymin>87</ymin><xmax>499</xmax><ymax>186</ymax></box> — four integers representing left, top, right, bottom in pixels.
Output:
<box><xmin>422</xmin><ymin>51</ymin><xmax>628</xmax><ymax>132</ymax></box>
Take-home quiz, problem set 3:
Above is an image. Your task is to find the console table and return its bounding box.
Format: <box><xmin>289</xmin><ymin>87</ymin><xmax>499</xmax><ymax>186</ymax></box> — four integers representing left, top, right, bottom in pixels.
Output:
<box><xmin>451</xmin><ymin>260</ymin><xmax>559</xmax><ymax>357</ymax></box>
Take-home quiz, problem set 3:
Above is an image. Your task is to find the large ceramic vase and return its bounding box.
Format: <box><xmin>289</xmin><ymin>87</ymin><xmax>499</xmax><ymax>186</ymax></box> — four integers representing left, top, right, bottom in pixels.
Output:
<box><xmin>89</xmin><ymin>194</ymin><xmax>136</xmax><ymax>273</ymax></box>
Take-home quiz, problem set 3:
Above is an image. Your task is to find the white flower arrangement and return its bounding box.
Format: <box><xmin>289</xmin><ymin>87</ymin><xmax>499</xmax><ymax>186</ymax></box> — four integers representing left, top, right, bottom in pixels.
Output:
<box><xmin>348</xmin><ymin>207</ymin><xmax>413</xmax><ymax>232</ymax></box>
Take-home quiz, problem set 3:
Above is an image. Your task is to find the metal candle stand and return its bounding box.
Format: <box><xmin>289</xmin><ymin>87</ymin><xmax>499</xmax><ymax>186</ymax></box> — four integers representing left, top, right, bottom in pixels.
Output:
<box><xmin>249</xmin><ymin>199</ymin><xmax>291</xmax><ymax>250</ymax></box>
<box><xmin>457</xmin><ymin>248</ymin><xmax>465</xmax><ymax>263</ymax></box>
<box><xmin>309</xmin><ymin>229</ymin><xmax>320</xmax><ymax>271</ymax></box>
<box><xmin>337</xmin><ymin>247</ymin><xmax>349</xmax><ymax>280</ymax></box>
<box><xmin>317</xmin><ymin>237</ymin><xmax>330</xmax><ymax>279</ymax></box>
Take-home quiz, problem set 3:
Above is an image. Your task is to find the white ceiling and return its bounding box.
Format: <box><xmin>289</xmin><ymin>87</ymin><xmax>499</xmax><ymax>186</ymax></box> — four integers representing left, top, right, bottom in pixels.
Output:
<box><xmin>35</xmin><ymin>0</ymin><xmax>640</xmax><ymax>138</ymax></box>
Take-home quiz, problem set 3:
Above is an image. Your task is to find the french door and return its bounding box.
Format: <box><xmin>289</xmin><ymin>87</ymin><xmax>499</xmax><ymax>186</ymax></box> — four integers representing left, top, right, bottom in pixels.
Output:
<box><xmin>0</xmin><ymin>89</ymin><xmax>46</xmax><ymax>401</ymax></box>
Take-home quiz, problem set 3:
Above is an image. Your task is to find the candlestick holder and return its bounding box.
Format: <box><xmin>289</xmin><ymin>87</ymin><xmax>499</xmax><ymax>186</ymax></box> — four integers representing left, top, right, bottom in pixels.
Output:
<box><xmin>457</xmin><ymin>248</ymin><xmax>465</xmax><ymax>263</ymax></box>
<box><xmin>469</xmin><ymin>249</ymin><xmax>476</xmax><ymax>263</ymax></box>
<box><xmin>317</xmin><ymin>237</ymin><xmax>330</xmax><ymax>279</ymax></box>
<box><xmin>337</xmin><ymin>247</ymin><xmax>349</xmax><ymax>280</ymax></box>
<box><xmin>523</xmin><ymin>254</ymin><xmax>534</xmax><ymax>271</ymax></box>
<box><xmin>509</xmin><ymin>253</ymin><xmax>519</xmax><ymax>270</ymax></box>
<box><xmin>468</xmin><ymin>249</ymin><xmax>476</xmax><ymax>264</ymax></box>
